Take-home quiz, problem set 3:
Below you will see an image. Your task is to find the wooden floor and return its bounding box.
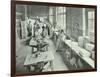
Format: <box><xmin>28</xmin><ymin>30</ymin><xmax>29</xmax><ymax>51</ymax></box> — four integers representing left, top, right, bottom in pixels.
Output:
<box><xmin>16</xmin><ymin>35</ymin><xmax>68</xmax><ymax>73</ymax></box>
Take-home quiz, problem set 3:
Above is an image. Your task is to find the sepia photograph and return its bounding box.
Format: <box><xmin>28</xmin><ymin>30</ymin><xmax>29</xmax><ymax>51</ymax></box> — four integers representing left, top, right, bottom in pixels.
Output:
<box><xmin>11</xmin><ymin>1</ymin><xmax>97</xmax><ymax>76</ymax></box>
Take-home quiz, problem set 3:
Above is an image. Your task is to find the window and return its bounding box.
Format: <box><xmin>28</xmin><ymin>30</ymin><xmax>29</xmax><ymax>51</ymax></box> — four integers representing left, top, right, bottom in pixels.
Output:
<box><xmin>48</xmin><ymin>7</ymin><xmax>66</xmax><ymax>33</ymax></box>
<box><xmin>56</xmin><ymin>7</ymin><xmax>66</xmax><ymax>32</ymax></box>
<box><xmin>87</xmin><ymin>10</ymin><xmax>95</xmax><ymax>43</ymax></box>
<box><xmin>49</xmin><ymin>7</ymin><xmax>54</xmax><ymax>25</ymax></box>
<box><xmin>88</xmin><ymin>11</ymin><xmax>95</xmax><ymax>34</ymax></box>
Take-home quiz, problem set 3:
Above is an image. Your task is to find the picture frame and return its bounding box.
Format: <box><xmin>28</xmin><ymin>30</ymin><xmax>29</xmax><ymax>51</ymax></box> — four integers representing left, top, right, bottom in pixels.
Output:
<box><xmin>11</xmin><ymin>0</ymin><xmax>97</xmax><ymax>77</ymax></box>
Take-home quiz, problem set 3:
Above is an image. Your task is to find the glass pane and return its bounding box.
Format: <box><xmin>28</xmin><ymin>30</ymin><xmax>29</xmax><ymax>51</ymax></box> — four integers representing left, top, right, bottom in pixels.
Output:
<box><xmin>63</xmin><ymin>7</ymin><xmax>66</xmax><ymax>13</ymax></box>
<box><xmin>56</xmin><ymin>14</ymin><xmax>64</xmax><ymax>30</ymax></box>
<box><xmin>92</xmin><ymin>11</ymin><xmax>95</xmax><ymax>19</ymax></box>
<box><xmin>63</xmin><ymin>14</ymin><xmax>66</xmax><ymax>32</ymax></box>
<box><xmin>49</xmin><ymin>16</ymin><xmax>53</xmax><ymax>24</ymax></box>
<box><xmin>57</xmin><ymin>7</ymin><xmax>64</xmax><ymax>13</ymax></box>
<box><xmin>49</xmin><ymin>7</ymin><xmax>54</xmax><ymax>15</ymax></box>
<box><xmin>88</xmin><ymin>20</ymin><xmax>94</xmax><ymax>33</ymax></box>
<box><xmin>88</xmin><ymin>11</ymin><xmax>94</xmax><ymax>19</ymax></box>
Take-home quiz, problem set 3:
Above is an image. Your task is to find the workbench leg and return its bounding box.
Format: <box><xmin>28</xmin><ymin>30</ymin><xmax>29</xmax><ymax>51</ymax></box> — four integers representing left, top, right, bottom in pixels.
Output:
<box><xmin>25</xmin><ymin>66</ymin><xmax>31</xmax><ymax>72</ymax></box>
<box><xmin>50</xmin><ymin>61</ymin><xmax>54</xmax><ymax>71</ymax></box>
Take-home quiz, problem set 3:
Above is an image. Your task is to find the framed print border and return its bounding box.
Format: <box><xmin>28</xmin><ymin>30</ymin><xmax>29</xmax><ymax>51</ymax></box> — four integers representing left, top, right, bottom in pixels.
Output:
<box><xmin>11</xmin><ymin>0</ymin><xmax>97</xmax><ymax>77</ymax></box>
